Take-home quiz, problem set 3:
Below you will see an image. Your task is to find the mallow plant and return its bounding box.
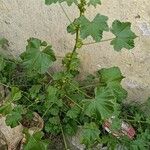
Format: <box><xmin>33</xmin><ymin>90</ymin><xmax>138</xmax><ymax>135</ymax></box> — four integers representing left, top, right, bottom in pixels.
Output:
<box><xmin>1</xmin><ymin>0</ymin><xmax>150</xmax><ymax>150</ymax></box>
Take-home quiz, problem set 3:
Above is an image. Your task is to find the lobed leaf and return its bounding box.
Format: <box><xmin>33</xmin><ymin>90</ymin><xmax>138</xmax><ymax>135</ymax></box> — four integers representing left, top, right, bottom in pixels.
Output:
<box><xmin>29</xmin><ymin>85</ymin><xmax>42</xmax><ymax>99</ymax></box>
<box><xmin>83</xmin><ymin>86</ymin><xmax>116</xmax><ymax>119</ymax></box>
<box><xmin>45</xmin><ymin>86</ymin><xmax>63</xmax><ymax>107</ymax></box>
<box><xmin>66</xmin><ymin>105</ymin><xmax>81</xmax><ymax>119</ymax></box>
<box><xmin>5</xmin><ymin>105</ymin><xmax>24</xmax><ymax>128</ymax></box>
<box><xmin>68</xmin><ymin>14</ymin><xmax>109</xmax><ymax>42</ymax></box>
<box><xmin>97</xmin><ymin>67</ymin><xmax>127</xmax><ymax>102</ymax></box>
<box><xmin>24</xmin><ymin>131</ymin><xmax>48</xmax><ymax>150</ymax></box>
<box><xmin>81</xmin><ymin>122</ymin><xmax>100</xmax><ymax>148</ymax></box>
<box><xmin>63</xmin><ymin>119</ymin><xmax>78</xmax><ymax>135</ymax></box>
<box><xmin>111</xmin><ymin>20</ymin><xmax>137</xmax><ymax>51</ymax></box>
<box><xmin>20</xmin><ymin>38</ymin><xmax>56</xmax><ymax>74</ymax></box>
<box><xmin>0</xmin><ymin>103</ymin><xmax>12</xmax><ymax>116</ymax></box>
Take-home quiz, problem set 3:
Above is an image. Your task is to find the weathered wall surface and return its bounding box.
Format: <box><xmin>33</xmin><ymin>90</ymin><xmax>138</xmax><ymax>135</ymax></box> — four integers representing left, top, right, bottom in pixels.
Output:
<box><xmin>0</xmin><ymin>0</ymin><xmax>150</xmax><ymax>101</ymax></box>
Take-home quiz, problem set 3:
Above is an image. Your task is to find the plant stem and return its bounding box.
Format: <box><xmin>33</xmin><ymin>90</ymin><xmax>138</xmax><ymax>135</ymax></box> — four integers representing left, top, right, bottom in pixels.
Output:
<box><xmin>42</xmin><ymin>103</ymin><xmax>53</xmax><ymax>118</ymax></box>
<box><xmin>72</xmin><ymin>0</ymin><xmax>84</xmax><ymax>53</ymax></box>
<box><xmin>22</xmin><ymin>92</ymin><xmax>32</xmax><ymax>103</ymax></box>
<box><xmin>65</xmin><ymin>94</ymin><xmax>83</xmax><ymax>110</ymax></box>
<box><xmin>60</xmin><ymin>121</ymin><xmax>69</xmax><ymax>150</ymax></box>
<box><xmin>0</xmin><ymin>82</ymin><xmax>10</xmax><ymax>88</ymax></box>
<box><xmin>26</xmin><ymin>102</ymin><xmax>37</xmax><ymax>109</ymax></box>
<box><xmin>83</xmin><ymin>38</ymin><xmax>114</xmax><ymax>46</ymax></box>
<box><xmin>46</xmin><ymin>71</ymin><xmax>54</xmax><ymax>79</ymax></box>
<box><xmin>80</xmin><ymin>83</ymin><xmax>99</xmax><ymax>89</ymax></box>
<box><xmin>125</xmin><ymin>118</ymin><xmax>148</xmax><ymax>124</ymax></box>
<box><xmin>59</xmin><ymin>3</ymin><xmax>72</xmax><ymax>23</ymax></box>
<box><xmin>68</xmin><ymin>81</ymin><xmax>92</xmax><ymax>98</ymax></box>
<box><xmin>73</xmin><ymin>27</ymin><xmax>80</xmax><ymax>52</ymax></box>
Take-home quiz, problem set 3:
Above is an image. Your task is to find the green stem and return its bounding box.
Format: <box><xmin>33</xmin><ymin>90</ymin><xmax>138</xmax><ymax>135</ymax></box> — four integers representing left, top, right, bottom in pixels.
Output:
<box><xmin>22</xmin><ymin>92</ymin><xmax>32</xmax><ymax>103</ymax></box>
<box><xmin>46</xmin><ymin>71</ymin><xmax>54</xmax><ymax>79</ymax></box>
<box><xmin>80</xmin><ymin>83</ymin><xmax>99</xmax><ymax>89</ymax></box>
<box><xmin>125</xmin><ymin>118</ymin><xmax>148</xmax><ymax>124</ymax></box>
<box><xmin>73</xmin><ymin>27</ymin><xmax>80</xmax><ymax>52</ymax></box>
<box><xmin>68</xmin><ymin>81</ymin><xmax>92</xmax><ymax>98</ymax></box>
<box><xmin>0</xmin><ymin>82</ymin><xmax>10</xmax><ymax>88</ymax></box>
<box><xmin>59</xmin><ymin>3</ymin><xmax>72</xmax><ymax>23</ymax></box>
<box><xmin>42</xmin><ymin>103</ymin><xmax>53</xmax><ymax>118</ymax></box>
<box><xmin>46</xmin><ymin>72</ymin><xmax>93</xmax><ymax>99</ymax></box>
<box><xmin>65</xmin><ymin>94</ymin><xmax>83</xmax><ymax>110</ymax></box>
<box><xmin>70</xmin><ymin>0</ymin><xmax>84</xmax><ymax>57</ymax></box>
<box><xmin>26</xmin><ymin>102</ymin><xmax>37</xmax><ymax>109</ymax></box>
<box><xmin>83</xmin><ymin>38</ymin><xmax>114</xmax><ymax>46</ymax></box>
<box><xmin>60</xmin><ymin>121</ymin><xmax>69</xmax><ymax>150</ymax></box>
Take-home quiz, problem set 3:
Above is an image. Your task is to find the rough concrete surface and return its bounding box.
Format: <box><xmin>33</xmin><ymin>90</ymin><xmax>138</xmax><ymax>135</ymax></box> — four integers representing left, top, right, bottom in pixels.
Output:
<box><xmin>0</xmin><ymin>0</ymin><xmax>150</xmax><ymax>101</ymax></box>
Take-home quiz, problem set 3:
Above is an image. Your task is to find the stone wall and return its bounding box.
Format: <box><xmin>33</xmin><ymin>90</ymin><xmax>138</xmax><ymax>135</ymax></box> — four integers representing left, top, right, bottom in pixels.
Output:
<box><xmin>0</xmin><ymin>0</ymin><xmax>150</xmax><ymax>101</ymax></box>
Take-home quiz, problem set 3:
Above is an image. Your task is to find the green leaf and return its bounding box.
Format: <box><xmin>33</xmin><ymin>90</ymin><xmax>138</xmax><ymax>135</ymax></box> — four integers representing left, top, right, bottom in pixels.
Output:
<box><xmin>67</xmin><ymin>22</ymin><xmax>77</xmax><ymax>34</ymax></box>
<box><xmin>111</xmin><ymin>20</ymin><xmax>137</xmax><ymax>51</ymax></box>
<box><xmin>98</xmin><ymin>67</ymin><xmax>124</xmax><ymax>84</ymax></box>
<box><xmin>46</xmin><ymin>85</ymin><xmax>58</xmax><ymax>105</ymax></box>
<box><xmin>6</xmin><ymin>112</ymin><xmax>22</xmax><ymax>127</ymax></box>
<box><xmin>0</xmin><ymin>38</ymin><xmax>8</xmax><ymax>49</ymax></box>
<box><xmin>110</xmin><ymin>117</ymin><xmax>122</xmax><ymax>131</ymax></box>
<box><xmin>24</xmin><ymin>131</ymin><xmax>48</xmax><ymax>150</ymax></box>
<box><xmin>107</xmin><ymin>82</ymin><xmax>127</xmax><ymax>102</ymax></box>
<box><xmin>75</xmin><ymin>14</ymin><xmax>109</xmax><ymax>42</ymax></box>
<box><xmin>20</xmin><ymin>38</ymin><xmax>56</xmax><ymax>74</ymax></box>
<box><xmin>49</xmin><ymin>116</ymin><xmax>60</xmax><ymax>125</ymax></box>
<box><xmin>45</xmin><ymin>0</ymin><xmax>58</xmax><ymax>5</ymax></box>
<box><xmin>88</xmin><ymin>0</ymin><xmax>101</xmax><ymax>7</ymax></box>
<box><xmin>46</xmin><ymin>86</ymin><xmax>63</xmax><ymax>107</ymax></box>
<box><xmin>41</xmin><ymin>41</ymin><xmax>48</xmax><ymax>46</ymax></box>
<box><xmin>5</xmin><ymin>105</ymin><xmax>24</xmax><ymax>128</ymax></box>
<box><xmin>11</xmin><ymin>87</ymin><xmax>22</xmax><ymax>101</ymax></box>
<box><xmin>0</xmin><ymin>56</ymin><xmax>6</xmax><ymax>71</ymax></box>
<box><xmin>45</xmin><ymin>0</ymin><xmax>77</xmax><ymax>6</ymax></box>
<box><xmin>45</xmin><ymin>122</ymin><xmax>61</xmax><ymax>134</ymax></box>
<box><xmin>81</xmin><ymin>122</ymin><xmax>100</xmax><ymax>148</ymax></box>
<box><xmin>83</xmin><ymin>87</ymin><xmax>115</xmax><ymax>119</ymax></box>
<box><xmin>0</xmin><ymin>103</ymin><xmax>12</xmax><ymax>115</ymax></box>
<box><xmin>130</xmin><ymin>130</ymin><xmax>150</xmax><ymax>150</ymax></box>
<box><xmin>63</xmin><ymin>119</ymin><xmax>78</xmax><ymax>135</ymax></box>
<box><xmin>29</xmin><ymin>85</ymin><xmax>42</xmax><ymax>99</ymax></box>
<box><xmin>49</xmin><ymin>106</ymin><xmax>60</xmax><ymax>116</ymax></box>
<box><xmin>66</xmin><ymin>105</ymin><xmax>81</xmax><ymax>119</ymax></box>
<box><xmin>141</xmin><ymin>97</ymin><xmax>150</xmax><ymax>117</ymax></box>
<box><xmin>98</xmin><ymin>67</ymin><xmax>127</xmax><ymax>102</ymax></box>
<box><xmin>43</xmin><ymin>45</ymin><xmax>56</xmax><ymax>61</ymax></box>
<box><xmin>63</xmin><ymin>0</ymin><xmax>78</xmax><ymax>5</ymax></box>
<box><xmin>134</xmin><ymin>113</ymin><xmax>142</xmax><ymax>122</ymax></box>
<box><xmin>146</xmin><ymin>118</ymin><xmax>150</xmax><ymax>124</ymax></box>
<box><xmin>45</xmin><ymin>117</ymin><xmax>61</xmax><ymax>134</ymax></box>
<box><xmin>62</xmin><ymin>52</ymin><xmax>80</xmax><ymax>75</ymax></box>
